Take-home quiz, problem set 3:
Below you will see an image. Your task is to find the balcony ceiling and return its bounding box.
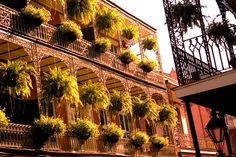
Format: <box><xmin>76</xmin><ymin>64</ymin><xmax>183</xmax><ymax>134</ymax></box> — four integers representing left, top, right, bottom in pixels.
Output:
<box><xmin>173</xmin><ymin>69</ymin><xmax>236</xmax><ymax>116</ymax></box>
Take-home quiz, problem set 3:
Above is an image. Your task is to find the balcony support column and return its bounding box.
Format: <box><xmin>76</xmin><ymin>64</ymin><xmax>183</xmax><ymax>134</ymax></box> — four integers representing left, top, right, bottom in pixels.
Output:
<box><xmin>184</xmin><ymin>100</ymin><xmax>201</xmax><ymax>157</ymax></box>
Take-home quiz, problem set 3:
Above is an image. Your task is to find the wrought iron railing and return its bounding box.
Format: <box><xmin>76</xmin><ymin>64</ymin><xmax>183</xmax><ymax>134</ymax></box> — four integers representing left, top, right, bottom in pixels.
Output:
<box><xmin>0</xmin><ymin>123</ymin><xmax>176</xmax><ymax>156</ymax></box>
<box><xmin>0</xmin><ymin>3</ymin><xmax>164</xmax><ymax>87</ymax></box>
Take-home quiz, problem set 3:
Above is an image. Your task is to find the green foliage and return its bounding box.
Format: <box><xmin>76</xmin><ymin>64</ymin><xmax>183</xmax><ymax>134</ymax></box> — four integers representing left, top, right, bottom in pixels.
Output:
<box><xmin>141</xmin><ymin>36</ymin><xmax>158</xmax><ymax>50</ymax></box>
<box><xmin>67</xmin><ymin>0</ymin><xmax>97</xmax><ymax>25</ymax></box>
<box><xmin>207</xmin><ymin>20</ymin><xmax>235</xmax><ymax>44</ymax></box>
<box><xmin>93</xmin><ymin>38</ymin><xmax>111</xmax><ymax>53</ymax></box>
<box><xmin>118</xmin><ymin>49</ymin><xmax>138</xmax><ymax>64</ymax></box>
<box><xmin>102</xmin><ymin>123</ymin><xmax>124</xmax><ymax>144</ymax></box>
<box><xmin>21</xmin><ymin>5</ymin><xmax>51</xmax><ymax>27</ymax></box>
<box><xmin>129</xmin><ymin>131</ymin><xmax>149</xmax><ymax>148</ymax></box>
<box><xmin>121</xmin><ymin>25</ymin><xmax>139</xmax><ymax>42</ymax></box>
<box><xmin>132</xmin><ymin>96</ymin><xmax>158</xmax><ymax>123</ymax></box>
<box><xmin>0</xmin><ymin>60</ymin><xmax>35</xmax><ymax>98</ymax></box>
<box><xmin>32</xmin><ymin>115</ymin><xmax>66</xmax><ymax>149</ymax></box>
<box><xmin>149</xmin><ymin>135</ymin><xmax>169</xmax><ymax>149</ymax></box>
<box><xmin>0</xmin><ymin>109</ymin><xmax>9</xmax><ymax>128</ymax></box>
<box><xmin>42</xmin><ymin>67</ymin><xmax>81</xmax><ymax>106</ymax></box>
<box><xmin>138</xmin><ymin>58</ymin><xmax>158</xmax><ymax>73</ymax></box>
<box><xmin>80</xmin><ymin>80</ymin><xmax>110</xmax><ymax>110</ymax></box>
<box><xmin>70</xmin><ymin>118</ymin><xmax>98</xmax><ymax>141</ymax></box>
<box><xmin>171</xmin><ymin>1</ymin><xmax>202</xmax><ymax>33</ymax></box>
<box><xmin>59</xmin><ymin>20</ymin><xmax>83</xmax><ymax>41</ymax></box>
<box><xmin>108</xmin><ymin>90</ymin><xmax>132</xmax><ymax>116</ymax></box>
<box><xmin>157</xmin><ymin>104</ymin><xmax>178</xmax><ymax>128</ymax></box>
<box><xmin>96</xmin><ymin>7</ymin><xmax>124</xmax><ymax>37</ymax></box>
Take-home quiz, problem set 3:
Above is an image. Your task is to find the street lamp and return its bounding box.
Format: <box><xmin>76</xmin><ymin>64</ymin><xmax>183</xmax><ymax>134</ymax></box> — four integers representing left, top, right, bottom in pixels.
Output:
<box><xmin>205</xmin><ymin>111</ymin><xmax>225</xmax><ymax>157</ymax></box>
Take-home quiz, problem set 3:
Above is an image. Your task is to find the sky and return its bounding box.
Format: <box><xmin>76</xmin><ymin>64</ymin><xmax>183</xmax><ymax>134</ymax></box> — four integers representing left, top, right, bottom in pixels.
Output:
<box><xmin>110</xmin><ymin>0</ymin><xmax>226</xmax><ymax>73</ymax></box>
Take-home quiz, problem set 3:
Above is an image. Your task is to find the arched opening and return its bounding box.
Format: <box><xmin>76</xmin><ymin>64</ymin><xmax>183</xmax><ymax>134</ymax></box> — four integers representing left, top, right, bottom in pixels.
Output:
<box><xmin>130</xmin><ymin>86</ymin><xmax>146</xmax><ymax>99</ymax></box>
<box><xmin>105</xmin><ymin>77</ymin><xmax>125</xmax><ymax>92</ymax></box>
<box><xmin>77</xmin><ymin>67</ymin><xmax>99</xmax><ymax>85</ymax></box>
<box><xmin>152</xmin><ymin>93</ymin><xmax>166</xmax><ymax>105</ymax></box>
<box><xmin>0</xmin><ymin>40</ymin><xmax>38</xmax><ymax>124</ymax></box>
<box><xmin>40</xmin><ymin>55</ymin><xmax>67</xmax><ymax>119</ymax></box>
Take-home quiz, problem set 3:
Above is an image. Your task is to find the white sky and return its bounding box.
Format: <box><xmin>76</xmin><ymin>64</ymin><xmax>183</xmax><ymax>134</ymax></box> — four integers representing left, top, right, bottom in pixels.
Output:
<box><xmin>110</xmin><ymin>0</ymin><xmax>228</xmax><ymax>73</ymax></box>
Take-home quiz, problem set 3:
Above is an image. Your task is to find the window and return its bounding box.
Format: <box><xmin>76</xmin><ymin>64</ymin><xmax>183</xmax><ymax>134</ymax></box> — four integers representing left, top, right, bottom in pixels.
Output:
<box><xmin>111</xmin><ymin>44</ymin><xmax>118</xmax><ymax>54</ymax></box>
<box><xmin>119</xmin><ymin>114</ymin><xmax>130</xmax><ymax>138</ymax></box>
<box><xmin>145</xmin><ymin>121</ymin><xmax>153</xmax><ymax>135</ymax></box>
<box><xmin>100</xmin><ymin>109</ymin><xmax>108</xmax><ymax>125</ymax></box>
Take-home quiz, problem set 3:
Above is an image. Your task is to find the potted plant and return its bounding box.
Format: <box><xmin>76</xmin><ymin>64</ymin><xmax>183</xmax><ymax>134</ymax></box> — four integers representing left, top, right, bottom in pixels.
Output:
<box><xmin>149</xmin><ymin>135</ymin><xmax>169</xmax><ymax>155</ymax></box>
<box><xmin>21</xmin><ymin>5</ymin><xmax>51</xmax><ymax>27</ymax></box>
<box><xmin>101</xmin><ymin>123</ymin><xmax>124</xmax><ymax>148</ymax></box>
<box><xmin>157</xmin><ymin>104</ymin><xmax>178</xmax><ymax>128</ymax></box>
<box><xmin>41</xmin><ymin>67</ymin><xmax>80</xmax><ymax>106</ymax></box>
<box><xmin>129</xmin><ymin>131</ymin><xmax>149</xmax><ymax>148</ymax></box>
<box><xmin>95</xmin><ymin>7</ymin><xmax>124</xmax><ymax>37</ymax></box>
<box><xmin>171</xmin><ymin>0</ymin><xmax>202</xmax><ymax>33</ymax></box>
<box><xmin>93</xmin><ymin>38</ymin><xmax>111</xmax><ymax>53</ymax></box>
<box><xmin>0</xmin><ymin>109</ymin><xmax>9</xmax><ymax>128</ymax></box>
<box><xmin>138</xmin><ymin>58</ymin><xmax>158</xmax><ymax>73</ymax></box>
<box><xmin>118</xmin><ymin>50</ymin><xmax>138</xmax><ymax>64</ymax></box>
<box><xmin>79</xmin><ymin>80</ymin><xmax>110</xmax><ymax>112</ymax></box>
<box><xmin>206</xmin><ymin>20</ymin><xmax>235</xmax><ymax>45</ymax></box>
<box><xmin>0</xmin><ymin>60</ymin><xmax>35</xmax><ymax>98</ymax></box>
<box><xmin>66</xmin><ymin>0</ymin><xmax>97</xmax><ymax>25</ymax></box>
<box><xmin>31</xmin><ymin>115</ymin><xmax>66</xmax><ymax>149</ymax></box>
<box><xmin>121</xmin><ymin>25</ymin><xmax>139</xmax><ymax>42</ymax></box>
<box><xmin>132</xmin><ymin>96</ymin><xmax>158</xmax><ymax>124</ymax></box>
<box><xmin>141</xmin><ymin>36</ymin><xmax>158</xmax><ymax>51</ymax></box>
<box><xmin>108</xmin><ymin>90</ymin><xmax>132</xmax><ymax>118</ymax></box>
<box><xmin>58</xmin><ymin>20</ymin><xmax>83</xmax><ymax>42</ymax></box>
<box><xmin>70</xmin><ymin>118</ymin><xmax>98</xmax><ymax>145</ymax></box>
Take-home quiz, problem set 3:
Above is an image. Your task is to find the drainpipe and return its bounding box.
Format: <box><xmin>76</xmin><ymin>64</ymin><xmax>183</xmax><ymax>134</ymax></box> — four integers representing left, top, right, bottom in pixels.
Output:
<box><xmin>184</xmin><ymin>100</ymin><xmax>201</xmax><ymax>157</ymax></box>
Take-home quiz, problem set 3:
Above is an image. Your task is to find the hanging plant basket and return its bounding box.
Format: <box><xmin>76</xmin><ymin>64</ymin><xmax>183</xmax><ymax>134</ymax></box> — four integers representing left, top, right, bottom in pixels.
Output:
<box><xmin>207</xmin><ymin>20</ymin><xmax>235</xmax><ymax>44</ymax></box>
<box><xmin>70</xmin><ymin>118</ymin><xmax>98</xmax><ymax>143</ymax></box>
<box><xmin>158</xmin><ymin>104</ymin><xmax>178</xmax><ymax>128</ymax></box>
<box><xmin>31</xmin><ymin>115</ymin><xmax>66</xmax><ymax>149</ymax></box>
<box><xmin>108</xmin><ymin>90</ymin><xmax>132</xmax><ymax>116</ymax></box>
<box><xmin>21</xmin><ymin>5</ymin><xmax>51</xmax><ymax>27</ymax></box>
<box><xmin>58</xmin><ymin>20</ymin><xmax>83</xmax><ymax>42</ymax></box>
<box><xmin>129</xmin><ymin>131</ymin><xmax>149</xmax><ymax>148</ymax></box>
<box><xmin>171</xmin><ymin>1</ymin><xmax>202</xmax><ymax>33</ymax></box>
<box><xmin>80</xmin><ymin>80</ymin><xmax>110</xmax><ymax>110</ymax></box>
<box><xmin>66</xmin><ymin>0</ymin><xmax>97</xmax><ymax>25</ymax></box>
<box><xmin>95</xmin><ymin>7</ymin><xmax>124</xmax><ymax>37</ymax></box>
<box><xmin>42</xmin><ymin>67</ymin><xmax>80</xmax><ymax>106</ymax></box>
<box><xmin>138</xmin><ymin>58</ymin><xmax>158</xmax><ymax>73</ymax></box>
<box><xmin>102</xmin><ymin>123</ymin><xmax>124</xmax><ymax>146</ymax></box>
<box><xmin>93</xmin><ymin>38</ymin><xmax>111</xmax><ymax>53</ymax></box>
<box><xmin>0</xmin><ymin>60</ymin><xmax>36</xmax><ymax>98</ymax></box>
<box><xmin>118</xmin><ymin>50</ymin><xmax>138</xmax><ymax>64</ymax></box>
<box><xmin>141</xmin><ymin>36</ymin><xmax>158</xmax><ymax>51</ymax></box>
<box><xmin>149</xmin><ymin>135</ymin><xmax>169</xmax><ymax>150</ymax></box>
<box><xmin>121</xmin><ymin>25</ymin><xmax>139</xmax><ymax>42</ymax></box>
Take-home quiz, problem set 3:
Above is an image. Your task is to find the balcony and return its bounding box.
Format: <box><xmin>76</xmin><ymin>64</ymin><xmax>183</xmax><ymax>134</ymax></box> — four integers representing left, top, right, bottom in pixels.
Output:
<box><xmin>0</xmin><ymin>3</ymin><xmax>165</xmax><ymax>88</ymax></box>
<box><xmin>0</xmin><ymin>123</ymin><xmax>176</xmax><ymax>156</ymax></box>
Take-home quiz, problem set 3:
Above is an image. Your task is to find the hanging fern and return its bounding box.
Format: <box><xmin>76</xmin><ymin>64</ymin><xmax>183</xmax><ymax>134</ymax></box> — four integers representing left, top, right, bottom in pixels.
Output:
<box><xmin>149</xmin><ymin>135</ymin><xmax>169</xmax><ymax>150</ymax></box>
<box><xmin>79</xmin><ymin>80</ymin><xmax>110</xmax><ymax>110</ymax></box>
<box><xmin>95</xmin><ymin>7</ymin><xmax>124</xmax><ymax>37</ymax></box>
<box><xmin>0</xmin><ymin>60</ymin><xmax>35</xmax><ymax>98</ymax></box>
<box><xmin>0</xmin><ymin>109</ymin><xmax>9</xmax><ymax>128</ymax></box>
<box><xmin>138</xmin><ymin>58</ymin><xmax>158</xmax><ymax>73</ymax></box>
<box><xmin>42</xmin><ymin>67</ymin><xmax>81</xmax><ymax>106</ymax></box>
<box><xmin>141</xmin><ymin>36</ymin><xmax>158</xmax><ymax>50</ymax></box>
<box><xmin>157</xmin><ymin>104</ymin><xmax>178</xmax><ymax>128</ymax></box>
<box><xmin>121</xmin><ymin>25</ymin><xmax>139</xmax><ymax>42</ymax></box>
<box><xmin>108</xmin><ymin>90</ymin><xmax>132</xmax><ymax>117</ymax></box>
<box><xmin>132</xmin><ymin>96</ymin><xmax>158</xmax><ymax>123</ymax></box>
<box><xmin>92</xmin><ymin>37</ymin><xmax>111</xmax><ymax>53</ymax></box>
<box><xmin>129</xmin><ymin>131</ymin><xmax>149</xmax><ymax>148</ymax></box>
<box><xmin>101</xmin><ymin>123</ymin><xmax>124</xmax><ymax>145</ymax></box>
<box><xmin>118</xmin><ymin>49</ymin><xmax>138</xmax><ymax>64</ymax></box>
<box><xmin>67</xmin><ymin>0</ymin><xmax>97</xmax><ymax>25</ymax></box>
